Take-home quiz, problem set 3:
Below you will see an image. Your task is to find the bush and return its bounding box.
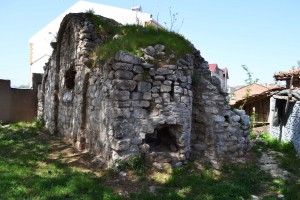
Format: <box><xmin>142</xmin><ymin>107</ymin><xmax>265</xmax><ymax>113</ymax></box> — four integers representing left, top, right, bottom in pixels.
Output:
<box><xmin>112</xmin><ymin>156</ymin><xmax>147</xmax><ymax>176</ymax></box>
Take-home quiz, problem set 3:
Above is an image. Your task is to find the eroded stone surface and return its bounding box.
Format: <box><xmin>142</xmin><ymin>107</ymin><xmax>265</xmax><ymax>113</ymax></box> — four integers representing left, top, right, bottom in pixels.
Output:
<box><xmin>38</xmin><ymin>13</ymin><xmax>251</xmax><ymax>168</ymax></box>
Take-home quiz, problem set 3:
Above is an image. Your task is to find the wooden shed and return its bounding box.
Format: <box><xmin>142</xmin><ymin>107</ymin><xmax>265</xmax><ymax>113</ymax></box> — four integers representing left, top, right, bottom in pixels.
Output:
<box><xmin>232</xmin><ymin>87</ymin><xmax>284</xmax><ymax>124</ymax></box>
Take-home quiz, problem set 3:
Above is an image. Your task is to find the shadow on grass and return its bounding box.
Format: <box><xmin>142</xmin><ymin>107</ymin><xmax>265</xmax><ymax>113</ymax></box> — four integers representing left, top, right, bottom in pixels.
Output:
<box><xmin>253</xmin><ymin>134</ymin><xmax>300</xmax><ymax>200</ymax></box>
<box><xmin>1</xmin><ymin>123</ymin><xmax>299</xmax><ymax>200</ymax></box>
<box><xmin>0</xmin><ymin>123</ymin><xmax>122</xmax><ymax>200</ymax></box>
<box><xmin>128</xmin><ymin>161</ymin><xmax>271</xmax><ymax>200</ymax></box>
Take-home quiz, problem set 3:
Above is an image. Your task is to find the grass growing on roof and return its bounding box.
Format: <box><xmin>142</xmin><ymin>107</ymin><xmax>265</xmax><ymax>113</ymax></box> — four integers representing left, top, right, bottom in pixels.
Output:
<box><xmin>87</xmin><ymin>14</ymin><xmax>193</xmax><ymax>65</ymax></box>
<box><xmin>99</xmin><ymin>25</ymin><xmax>193</xmax><ymax>60</ymax></box>
<box><xmin>88</xmin><ymin>13</ymin><xmax>120</xmax><ymax>36</ymax></box>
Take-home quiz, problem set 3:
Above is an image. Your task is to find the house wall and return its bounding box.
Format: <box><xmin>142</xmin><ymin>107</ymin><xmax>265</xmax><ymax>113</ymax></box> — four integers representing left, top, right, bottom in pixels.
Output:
<box><xmin>293</xmin><ymin>79</ymin><xmax>300</xmax><ymax>87</ymax></box>
<box><xmin>243</xmin><ymin>97</ymin><xmax>270</xmax><ymax>122</ymax></box>
<box><xmin>211</xmin><ymin>69</ymin><xmax>226</xmax><ymax>92</ymax></box>
<box><xmin>0</xmin><ymin>79</ymin><xmax>37</xmax><ymax>124</ymax></box>
<box><xmin>269</xmin><ymin>97</ymin><xmax>300</xmax><ymax>154</ymax></box>
<box><xmin>286</xmin><ymin>78</ymin><xmax>300</xmax><ymax>88</ymax></box>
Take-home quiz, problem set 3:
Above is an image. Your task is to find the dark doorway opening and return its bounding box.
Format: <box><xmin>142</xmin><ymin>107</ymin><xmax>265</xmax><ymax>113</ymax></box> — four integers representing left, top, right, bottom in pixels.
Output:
<box><xmin>146</xmin><ymin>126</ymin><xmax>179</xmax><ymax>153</ymax></box>
<box><xmin>65</xmin><ymin>66</ymin><xmax>76</xmax><ymax>90</ymax></box>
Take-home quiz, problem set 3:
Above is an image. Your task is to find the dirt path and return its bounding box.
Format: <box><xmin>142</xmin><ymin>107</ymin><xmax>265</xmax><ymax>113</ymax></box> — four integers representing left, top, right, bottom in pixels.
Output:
<box><xmin>250</xmin><ymin>146</ymin><xmax>292</xmax><ymax>200</ymax></box>
<box><xmin>259</xmin><ymin>150</ymin><xmax>290</xmax><ymax>180</ymax></box>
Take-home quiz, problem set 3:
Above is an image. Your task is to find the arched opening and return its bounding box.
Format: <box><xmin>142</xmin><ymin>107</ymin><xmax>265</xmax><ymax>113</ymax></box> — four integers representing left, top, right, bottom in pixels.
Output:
<box><xmin>145</xmin><ymin>125</ymin><xmax>179</xmax><ymax>153</ymax></box>
<box><xmin>64</xmin><ymin>66</ymin><xmax>76</xmax><ymax>90</ymax></box>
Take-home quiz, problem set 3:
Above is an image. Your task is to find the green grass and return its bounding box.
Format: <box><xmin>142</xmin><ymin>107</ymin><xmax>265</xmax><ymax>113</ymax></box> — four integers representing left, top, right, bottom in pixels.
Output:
<box><xmin>128</xmin><ymin>161</ymin><xmax>276</xmax><ymax>200</ymax></box>
<box><xmin>86</xmin><ymin>14</ymin><xmax>193</xmax><ymax>66</ymax></box>
<box><xmin>252</xmin><ymin>132</ymin><xmax>300</xmax><ymax>200</ymax></box>
<box><xmin>0</xmin><ymin>120</ymin><xmax>121</xmax><ymax>200</ymax></box>
<box><xmin>256</xmin><ymin>133</ymin><xmax>291</xmax><ymax>150</ymax></box>
<box><xmin>0</xmin><ymin>121</ymin><xmax>299</xmax><ymax>200</ymax></box>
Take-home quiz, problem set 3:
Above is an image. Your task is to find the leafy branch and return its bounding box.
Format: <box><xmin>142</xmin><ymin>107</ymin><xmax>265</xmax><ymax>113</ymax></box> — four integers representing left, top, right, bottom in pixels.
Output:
<box><xmin>239</xmin><ymin>65</ymin><xmax>259</xmax><ymax>110</ymax></box>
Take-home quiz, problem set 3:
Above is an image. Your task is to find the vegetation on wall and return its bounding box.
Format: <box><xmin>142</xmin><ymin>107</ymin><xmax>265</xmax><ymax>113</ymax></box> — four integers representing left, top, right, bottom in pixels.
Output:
<box><xmin>86</xmin><ymin>13</ymin><xmax>193</xmax><ymax>66</ymax></box>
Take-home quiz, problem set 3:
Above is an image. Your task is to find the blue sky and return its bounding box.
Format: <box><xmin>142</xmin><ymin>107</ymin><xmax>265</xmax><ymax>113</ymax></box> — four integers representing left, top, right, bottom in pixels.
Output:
<box><xmin>0</xmin><ymin>0</ymin><xmax>299</xmax><ymax>87</ymax></box>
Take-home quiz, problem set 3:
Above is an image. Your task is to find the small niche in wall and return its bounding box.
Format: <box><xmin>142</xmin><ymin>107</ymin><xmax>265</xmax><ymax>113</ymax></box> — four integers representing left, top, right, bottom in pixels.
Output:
<box><xmin>224</xmin><ymin>115</ymin><xmax>230</xmax><ymax>123</ymax></box>
<box><xmin>64</xmin><ymin>66</ymin><xmax>76</xmax><ymax>90</ymax></box>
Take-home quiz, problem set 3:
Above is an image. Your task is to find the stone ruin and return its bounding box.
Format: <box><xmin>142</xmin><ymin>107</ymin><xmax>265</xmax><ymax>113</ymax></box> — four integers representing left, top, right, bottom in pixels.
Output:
<box><xmin>38</xmin><ymin>13</ymin><xmax>251</xmax><ymax>167</ymax></box>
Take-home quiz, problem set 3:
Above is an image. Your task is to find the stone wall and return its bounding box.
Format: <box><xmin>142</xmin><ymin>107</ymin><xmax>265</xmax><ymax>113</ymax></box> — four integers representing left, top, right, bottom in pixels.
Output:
<box><xmin>269</xmin><ymin>97</ymin><xmax>300</xmax><ymax>154</ymax></box>
<box><xmin>191</xmin><ymin>58</ymin><xmax>251</xmax><ymax>162</ymax></box>
<box><xmin>39</xmin><ymin>13</ymin><xmax>251</xmax><ymax>167</ymax></box>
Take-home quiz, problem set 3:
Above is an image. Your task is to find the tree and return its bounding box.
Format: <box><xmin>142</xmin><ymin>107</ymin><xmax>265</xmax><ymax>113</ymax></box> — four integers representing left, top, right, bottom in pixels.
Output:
<box><xmin>164</xmin><ymin>7</ymin><xmax>184</xmax><ymax>33</ymax></box>
<box><xmin>239</xmin><ymin>65</ymin><xmax>258</xmax><ymax>110</ymax></box>
<box><xmin>239</xmin><ymin>65</ymin><xmax>260</xmax><ymax>130</ymax></box>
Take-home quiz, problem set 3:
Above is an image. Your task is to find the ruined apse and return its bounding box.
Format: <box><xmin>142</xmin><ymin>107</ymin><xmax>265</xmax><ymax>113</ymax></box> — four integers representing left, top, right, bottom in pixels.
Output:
<box><xmin>38</xmin><ymin>13</ymin><xmax>251</xmax><ymax>167</ymax></box>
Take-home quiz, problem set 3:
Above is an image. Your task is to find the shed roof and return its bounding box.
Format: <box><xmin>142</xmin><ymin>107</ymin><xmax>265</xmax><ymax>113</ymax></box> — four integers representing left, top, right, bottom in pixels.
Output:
<box><xmin>273</xmin><ymin>88</ymin><xmax>300</xmax><ymax>100</ymax></box>
<box><xmin>274</xmin><ymin>68</ymin><xmax>300</xmax><ymax>80</ymax></box>
<box><xmin>231</xmin><ymin>86</ymin><xmax>285</xmax><ymax>106</ymax></box>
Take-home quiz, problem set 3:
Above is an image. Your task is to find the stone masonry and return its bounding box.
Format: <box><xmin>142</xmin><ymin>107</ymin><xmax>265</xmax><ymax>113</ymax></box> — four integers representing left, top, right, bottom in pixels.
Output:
<box><xmin>38</xmin><ymin>13</ymin><xmax>251</xmax><ymax>167</ymax></box>
<box><xmin>269</xmin><ymin>97</ymin><xmax>300</xmax><ymax>154</ymax></box>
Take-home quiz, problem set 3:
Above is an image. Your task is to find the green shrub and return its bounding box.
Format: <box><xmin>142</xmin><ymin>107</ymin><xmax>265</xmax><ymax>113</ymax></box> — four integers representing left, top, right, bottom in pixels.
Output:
<box><xmin>112</xmin><ymin>155</ymin><xmax>147</xmax><ymax>177</ymax></box>
<box><xmin>249</xmin><ymin>130</ymin><xmax>257</xmax><ymax>140</ymax></box>
<box><xmin>258</xmin><ymin>133</ymin><xmax>294</xmax><ymax>153</ymax></box>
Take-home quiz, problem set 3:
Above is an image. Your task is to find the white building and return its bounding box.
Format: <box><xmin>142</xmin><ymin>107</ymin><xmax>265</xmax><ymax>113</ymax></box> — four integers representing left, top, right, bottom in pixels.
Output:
<box><xmin>29</xmin><ymin>0</ymin><xmax>156</xmax><ymax>86</ymax></box>
<box><xmin>208</xmin><ymin>64</ymin><xmax>229</xmax><ymax>92</ymax></box>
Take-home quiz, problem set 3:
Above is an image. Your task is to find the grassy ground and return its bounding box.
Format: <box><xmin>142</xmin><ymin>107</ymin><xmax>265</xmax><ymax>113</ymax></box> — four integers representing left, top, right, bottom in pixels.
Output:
<box><xmin>0</xmin><ymin>121</ymin><xmax>299</xmax><ymax>200</ymax></box>
<box><xmin>0</xmin><ymin>120</ymin><xmax>121</xmax><ymax>200</ymax></box>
